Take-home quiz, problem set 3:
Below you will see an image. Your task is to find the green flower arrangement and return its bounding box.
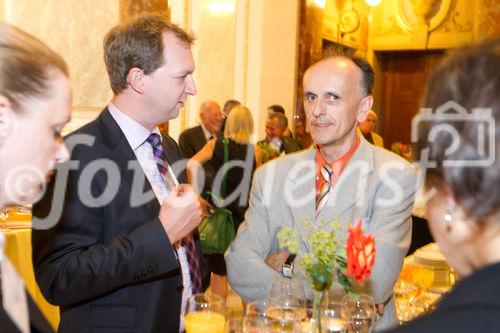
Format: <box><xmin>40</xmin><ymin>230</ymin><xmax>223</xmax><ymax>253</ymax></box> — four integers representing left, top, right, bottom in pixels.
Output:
<box><xmin>257</xmin><ymin>141</ymin><xmax>281</xmax><ymax>163</ymax></box>
<box><xmin>277</xmin><ymin>217</ymin><xmax>353</xmax><ymax>294</ymax></box>
<box><xmin>278</xmin><ymin>217</ymin><xmax>376</xmax><ymax>332</ymax></box>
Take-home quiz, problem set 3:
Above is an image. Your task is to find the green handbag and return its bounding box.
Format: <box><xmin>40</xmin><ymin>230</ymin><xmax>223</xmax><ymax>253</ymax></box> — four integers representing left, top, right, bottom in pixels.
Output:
<box><xmin>198</xmin><ymin>139</ymin><xmax>236</xmax><ymax>254</ymax></box>
<box><xmin>198</xmin><ymin>206</ymin><xmax>235</xmax><ymax>254</ymax></box>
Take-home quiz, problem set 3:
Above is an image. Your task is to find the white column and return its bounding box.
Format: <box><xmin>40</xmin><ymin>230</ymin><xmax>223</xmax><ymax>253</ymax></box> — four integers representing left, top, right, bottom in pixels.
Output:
<box><xmin>170</xmin><ymin>0</ymin><xmax>300</xmax><ymax>142</ymax></box>
<box><xmin>242</xmin><ymin>0</ymin><xmax>300</xmax><ymax>140</ymax></box>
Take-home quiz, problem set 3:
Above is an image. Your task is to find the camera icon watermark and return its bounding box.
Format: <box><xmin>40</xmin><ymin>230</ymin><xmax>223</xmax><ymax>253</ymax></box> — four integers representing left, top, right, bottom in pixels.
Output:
<box><xmin>411</xmin><ymin>100</ymin><xmax>495</xmax><ymax>168</ymax></box>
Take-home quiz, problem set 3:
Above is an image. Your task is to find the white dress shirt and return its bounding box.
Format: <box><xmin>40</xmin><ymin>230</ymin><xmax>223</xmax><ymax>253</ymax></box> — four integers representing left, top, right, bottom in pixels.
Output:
<box><xmin>108</xmin><ymin>103</ymin><xmax>192</xmax><ymax>332</ymax></box>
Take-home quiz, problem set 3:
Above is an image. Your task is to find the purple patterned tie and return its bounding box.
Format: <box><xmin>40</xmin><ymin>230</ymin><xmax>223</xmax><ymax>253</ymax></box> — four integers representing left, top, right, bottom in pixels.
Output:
<box><xmin>146</xmin><ymin>133</ymin><xmax>202</xmax><ymax>293</ymax></box>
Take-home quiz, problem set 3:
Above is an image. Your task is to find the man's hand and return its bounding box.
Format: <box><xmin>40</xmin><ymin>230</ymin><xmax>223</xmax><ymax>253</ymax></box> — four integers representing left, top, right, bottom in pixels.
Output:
<box><xmin>198</xmin><ymin>196</ymin><xmax>213</xmax><ymax>218</ymax></box>
<box><xmin>376</xmin><ymin>303</ymin><xmax>385</xmax><ymax>316</ymax></box>
<box><xmin>159</xmin><ymin>184</ymin><xmax>202</xmax><ymax>244</ymax></box>
<box><xmin>265</xmin><ymin>252</ymin><xmax>290</xmax><ymax>272</ymax></box>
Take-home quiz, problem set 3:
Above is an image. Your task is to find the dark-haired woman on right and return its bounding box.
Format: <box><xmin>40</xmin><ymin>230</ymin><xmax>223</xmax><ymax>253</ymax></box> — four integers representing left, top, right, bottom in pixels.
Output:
<box><xmin>389</xmin><ymin>38</ymin><xmax>500</xmax><ymax>332</ymax></box>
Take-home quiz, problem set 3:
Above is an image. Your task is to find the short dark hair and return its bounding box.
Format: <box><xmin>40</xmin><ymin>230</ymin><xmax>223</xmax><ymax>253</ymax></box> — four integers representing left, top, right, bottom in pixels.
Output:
<box><xmin>223</xmin><ymin>99</ymin><xmax>241</xmax><ymax>114</ymax></box>
<box><xmin>417</xmin><ymin>37</ymin><xmax>500</xmax><ymax>221</ymax></box>
<box><xmin>324</xmin><ymin>47</ymin><xmax>374</xmax><ymax>96</ymax></box>
<box><xmin>268</xmin><ymin>104</ymin><xmax>285</xmax><ymax>114</ymax></box>
<box><xmin>268</xmin><ymin>112</ymin><xmax>288</xmax><ymax>129</ymax></box>
<box><xmin>104</xmin><ymin>14</ymin><xmax>194</xmax><ymax>95</ymax></box>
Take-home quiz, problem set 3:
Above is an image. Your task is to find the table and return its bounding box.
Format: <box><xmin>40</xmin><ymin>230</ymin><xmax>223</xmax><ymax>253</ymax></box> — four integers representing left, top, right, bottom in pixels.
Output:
<box><xmin>396</xmin><ymin>243</ymin><xmax>454</xmax><ymax>323</ymax></box>
<box><xmin>3</xmin><ymin>228</ymin><xmax>59</xmax><ymax>329</ymax></box>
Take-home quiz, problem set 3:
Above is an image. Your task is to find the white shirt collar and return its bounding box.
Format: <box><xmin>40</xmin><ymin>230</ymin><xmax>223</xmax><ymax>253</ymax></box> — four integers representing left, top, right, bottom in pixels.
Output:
<box><xmin>200</xmin><ymin>124</ymin><xmax>213</xmax><ymax>141</ymax></box>
<box><xmin>108</xmin><ymin>103</ymin><xmax>160</xmax><ymax>150</ymax></box>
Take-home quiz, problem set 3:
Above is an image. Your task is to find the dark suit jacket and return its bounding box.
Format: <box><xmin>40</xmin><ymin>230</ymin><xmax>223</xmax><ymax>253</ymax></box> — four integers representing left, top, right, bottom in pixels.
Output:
<box><xmin>178</xmin><ymin>125</ymin><xmax>207</xmax><ymax>159</ymax></box>
<box><xmin>257</xmin><ymin>136</ymin><xmax>303</xmax><ymax>154</ymax></box>
<box><xmin>178</xmin><ymin>125</ymin><xmax>222</xmax><ymax>193</ymax></box>
<box><xmin>388</xmin><ymin>262</ymin><xmax>500</xmax><ymax>333</ymax></box>
<box><xmin>32</xmin><ymin>109</ymin><xmax>206</xmax><ymax>333</ymax></box>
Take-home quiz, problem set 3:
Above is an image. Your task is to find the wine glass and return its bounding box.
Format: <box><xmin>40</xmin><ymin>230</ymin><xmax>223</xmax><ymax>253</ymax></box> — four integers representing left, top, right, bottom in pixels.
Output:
<box><xmin>394</xmin><ymin>279</ymin><xmax>419</xmax><ymax>324</ymax></box>
<box><xmin>0</xmin><ymin>208</ymin><xmax>9</xmax><ymax>229</ymax></box>
<box><xmin>320</xmin><ymin>292</ymin><xmax>347</xmax><ymax>333</ymax></box>
<box><xmin>342</xmin><ymin>294</ymin><xmax>376</xmax><ymax>333</ymax></box>
<box><xmin>185</xmin><ymin>293</ymin><xmax>226</xmax><ymax>333</ymax></box>
<box><xmin>245</xmin><ymin>300</ymin><xmax>272</xmax><ymax>319</ymax></box>
<box><xmin>226</xmin><ymin>316</ymin><xmax>276</xmax><ymax>333</ymax></box>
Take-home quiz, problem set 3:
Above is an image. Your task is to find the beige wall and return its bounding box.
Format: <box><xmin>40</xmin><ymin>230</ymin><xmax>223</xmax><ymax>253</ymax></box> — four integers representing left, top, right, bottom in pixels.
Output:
<box><xmin>1</xmin><ymin>0</ymin><xmax>301</xmax><ymax>142</ymax></box>
<box><xmin>3</xmin><ymin>0</ymin><xmax>117</xmax><ymax>114</ymax></box>
<box><xmin>246</xmin><ymin>0</ymin><xmax>300</xmax><ymax>141</ymax></box>
<box><xmin>189</xmin><ymin>0</ymin><xmax>238</xmax><ymax>128</ymax></box>
<box><xmin>169</xmin><ymin>0</ymin><xmax>300</xmax><ymax>143</ymax></box>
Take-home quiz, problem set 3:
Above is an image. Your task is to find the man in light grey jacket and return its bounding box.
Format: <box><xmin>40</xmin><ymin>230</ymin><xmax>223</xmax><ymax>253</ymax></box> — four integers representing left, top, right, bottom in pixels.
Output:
<box><xmin>225</xmin><ymin>51</ymin><xmax>417</xmax><ymax>331</ymax></box>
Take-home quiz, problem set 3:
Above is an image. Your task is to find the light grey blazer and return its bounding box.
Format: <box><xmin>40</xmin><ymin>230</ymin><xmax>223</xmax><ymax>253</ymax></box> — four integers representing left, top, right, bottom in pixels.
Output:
<box><xmin>225</xmin><ymin>137</ymin><xmax>418</xmax><ymax>331</ymax></box>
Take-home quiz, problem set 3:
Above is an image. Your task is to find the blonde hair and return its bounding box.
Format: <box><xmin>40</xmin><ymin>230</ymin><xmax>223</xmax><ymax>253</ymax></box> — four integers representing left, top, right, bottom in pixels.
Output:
<box><xmin>224</xmin><ymin>105</ymin><xmax>253</xmax><ymax>144</ymax></box>
<box><xmin>0</xmin><ymin>23</ymin><xmax>68</xmax><ymax>113</ymax></box>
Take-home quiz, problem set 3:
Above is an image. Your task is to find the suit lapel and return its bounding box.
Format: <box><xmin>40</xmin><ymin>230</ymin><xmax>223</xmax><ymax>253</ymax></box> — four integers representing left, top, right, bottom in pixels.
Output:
<box><xmin>161</xmin><ymin>135</ymin><xmax>187</xmax><ymax>184</ymax></box>
<box><xmin>318</xmin><ymin>138</ymin><xmax>374</xmax><ymax>220</ymax></box>
<box><xmin>286</xmin><ymin>148</ymin><xmax>316</xmax><ymax>252</ymax></box>
<box><xmin>195</xmin><ymin>126</ymin><xmax>207</xmax><ymax>151</ymax></box>
<box><xmin>98</xmin><ymin>109</ymin><xmax>160</xmax><ymax>218</ymax></box>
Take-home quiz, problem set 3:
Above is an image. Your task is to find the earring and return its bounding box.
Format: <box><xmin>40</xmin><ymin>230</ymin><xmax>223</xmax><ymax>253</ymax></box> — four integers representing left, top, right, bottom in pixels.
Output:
<box><xmin>444</xmin><ymin>201</ymin><xmax>453</xmax><ymax>231</ymax></box>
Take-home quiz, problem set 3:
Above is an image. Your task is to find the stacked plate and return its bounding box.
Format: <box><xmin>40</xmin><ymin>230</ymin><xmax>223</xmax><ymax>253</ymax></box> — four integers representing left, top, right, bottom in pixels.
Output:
<box><xmin>414</xmin><ymin>243</ymin><xmax>451</xmax><ymax>286</ymax></box>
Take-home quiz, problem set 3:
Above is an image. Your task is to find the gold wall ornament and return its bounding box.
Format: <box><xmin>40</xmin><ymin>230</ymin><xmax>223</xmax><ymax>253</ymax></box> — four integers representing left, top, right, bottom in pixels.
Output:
<box><xmin>410</xmin><ymin>0</ymin><xmax>441</xmax><ymax>25</ymax></box>
<box><xmin>119</xmin><ymin>0</ymin><xmax>169</xmax><ymax>22</ymax></box>
<box><xmin>339</xmin><ymin>9</ymin><xmax>360</xmax><ymax>33</ymax></box>
<box><xmin>374</xmin><ymin>15</ymin><xmax>404</xmax><ymax>35</ymax></box>
<box><xmin>476</xmin><ymin>0</ymin><xmax>500</xmax><ymax>37</ymax></box>
<box><xmin>395</xmin><ymin>0</ymin><xmax>453</xmax><ymax>33</ymax></box>
<box><xmin>442</xmin><ymin>10</ymin><xmax>473</xmax><ymax>32</ymax></box>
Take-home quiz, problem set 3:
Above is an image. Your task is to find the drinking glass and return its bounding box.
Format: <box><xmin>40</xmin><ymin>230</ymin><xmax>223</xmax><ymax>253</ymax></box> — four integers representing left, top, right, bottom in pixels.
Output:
<box><xmin>320</xmin><ymin>294</ymin><xmax>347</xmax><ymax>333</ymax></box>
<box><xmin>394</xmin><ymin>279</ymin><xmax>419</xmax><ymax>324</ymax></box>
<box><xmin>185</xmin><ymin>293</ymin><xmax>226</xmax><ymax>333</ymax></box>
<box><xmin>226</xmin><ymin>316</ymin><xmax>274</xmax><ymax>333</ymax></box>
<box><xmin>269</xmin><ymin>277</ymin><xmax>306</xmax><ymax>306</ymax></box>
<box><xmin>245</xmin><ymin>300</ymin><xmax>272</xmax><ymax>319</ymax></box>
<box><xmin>342</xmin><ymin>294</ymin><xmax>376</xmax><ymax>333</ymax></box>
<box><xmin>0</xmin><ymin>208</ymin><xmax>9</xmax><ymax>229</ymax></box>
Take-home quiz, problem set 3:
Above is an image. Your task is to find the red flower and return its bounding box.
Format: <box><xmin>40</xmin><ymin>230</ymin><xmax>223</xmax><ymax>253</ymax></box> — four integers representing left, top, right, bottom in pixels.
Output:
<box><xmin>346</xmin><ymin>219</ymin><xmax>376</xmax><ymax>284</ymax></box>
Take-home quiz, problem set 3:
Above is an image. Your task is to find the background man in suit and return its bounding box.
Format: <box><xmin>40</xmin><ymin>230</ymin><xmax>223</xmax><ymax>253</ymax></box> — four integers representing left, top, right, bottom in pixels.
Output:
<box><xmin>359</xmin><ymin>109</ymin><xmax>384</xmax><ymax>148</ymax></box>
<box><xmin>267</xmin><ymin>104</ymin><xmax>294</xmax><ymax>138</ymax></box>
<box><xmin>32</xmin><ymin>15</ymin><xmax>205</xmax><ymax>333</ymax></box>
<box><xmin>226</xmin><ymin>51</ymin><xmax>417</xmax><ymax>331</ymax></box>
<box><xmin>179</xmin><ymin>100</ymin><xmax>224</xmax><ymax>194</ymax></box>
<box><xmin>258</xmin><ymin>112</ymin><xmax>303</xmax><ymax>155</ymax></box>
<box><xmin>179</xmin><ymin>100</ymin><xmax>224</xmax><ymax>158</ymax></box>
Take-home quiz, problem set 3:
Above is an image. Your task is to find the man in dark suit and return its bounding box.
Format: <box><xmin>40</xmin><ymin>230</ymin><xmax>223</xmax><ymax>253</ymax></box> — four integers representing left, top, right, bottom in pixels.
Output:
<box><xmin>31</xmin><ymin>15</ymin><xmax>206</xmax><ymax>333</ymax></box>
<box><xmin>178</xmin><ymin>100</ymin><xmax>224</xmax><ymax>158</ymax></box>
<box><xmin>179</xmin><ymin>100</ymin><xmax>224</xmax><ymax>193</ymax></box>
<box><xmin>258</xmin><ymin>112</ymin><xmax>303</xmax><ymax>156</ymax></box>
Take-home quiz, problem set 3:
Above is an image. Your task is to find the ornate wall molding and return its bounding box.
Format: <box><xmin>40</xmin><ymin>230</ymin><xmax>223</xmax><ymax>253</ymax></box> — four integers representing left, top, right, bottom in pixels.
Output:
<box><xmin>442</xmin><ymin>10</ymin><xmax>473</xmax><ymax>32</ymax></box>
<box><xmin>394</xmin><ymin>0</ymin><xmax>452</xmax><ymax>33</ymax></box>
<box><xmin>375</xmin><ymin>15</ymin><xmax>404</xmax><ymax>35</ymax></box>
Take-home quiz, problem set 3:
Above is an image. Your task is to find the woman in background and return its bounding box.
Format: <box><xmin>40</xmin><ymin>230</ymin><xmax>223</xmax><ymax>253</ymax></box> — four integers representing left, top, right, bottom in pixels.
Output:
<box><xmin>392</xmin><ymin>38</ymin><xmax>500</xmax><ymax>332</ymax></box>
<box><xmin>0</xmin><ymin>23</ymin><xmax>71</xmax><ymax>332</ymax></box>
<box><xmin>188</xmin><ymin>105</ymin><xmax>261</xmax><ymax>301</ymax></box>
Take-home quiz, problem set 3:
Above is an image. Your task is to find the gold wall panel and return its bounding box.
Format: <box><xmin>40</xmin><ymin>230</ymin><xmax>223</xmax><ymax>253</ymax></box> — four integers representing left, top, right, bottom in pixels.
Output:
<box><xmin>119</xmin><ymin>0</ymin><xmax>169</xmax><ymax>22</ymax></box>
<box><xmin>476</xmin><ymin>0</ymin><xmax>500</xmax><ymax>37</ymax></box>
<box><xmin>323</xmin><ymin>0</ymin><xmax>369</xmax><ymax>51</ymax></box>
